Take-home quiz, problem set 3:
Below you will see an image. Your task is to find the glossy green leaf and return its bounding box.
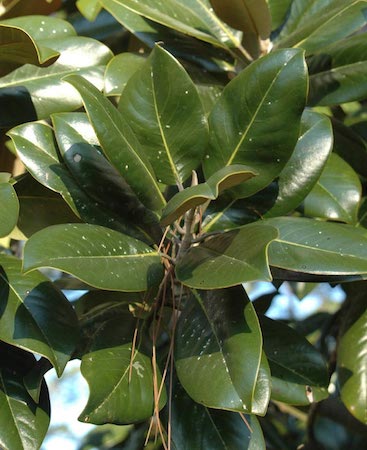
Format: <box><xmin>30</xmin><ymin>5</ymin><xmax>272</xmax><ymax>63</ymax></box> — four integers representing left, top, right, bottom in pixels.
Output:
<box><xmin>99</xmin><ymin>1</ymin><xmax>235</xmax><ymax>73</ymax></box>
<box><xmin>170</xmin><ymin>378</ymin><xmax>265</xmax><ymax>449</ymax></box>
<box><xmin>267</xmin><ymin>0</ymin><xmax>292</xmax><ymax>29</ymax></box>
<box><xmin>52</xmin><ymin>113</ymin><xmax>162</xmax><ymax>242</ymax></box>
<box><xmin>23</xmin><ymin>224</ymin><xmax>164</xmax><ymax>292</ymax></box>
<box><xmin>338</xmin><ymin>284</ymin><xmax>367</xmax><ymax>424</ymax></box>
<box><xmin>309</xmin><ymin>33</ymin><xmax>367</xmax><ymax>105</ymax></box>
<box><xmin>24</xmin><ymin>358</ymin><xmax>52</xmax><ymax>404</ymax></box>
<box><xmin>0</xmin><ymin>254</ymin><xmax>78</xmax><ymax>376</ymax></box>
<box><xmin>0</xmin><ymin>24</ymin><xmax>54</xmax><ymax>75</ymax></box>
<box><xmin>0</xmin><ymin>34</ymin><xmax>112</xmax><ymax>122</ymax></box>
<box><xmin>0</xmin><ymin>179</ymin><xmax>19</xmax><ymax>237</ymax></box>
<box><xmin>175</xmin><ymin>287</ymin><xmax>268</xmax><ymax>414</ymax></box>
<box><xmin>161</xmin><ymin>165</ymin><xmax>257</xmax><ymax>226</ymax></box>
<box><xmin>14</xmin><ymin>174</ymin><xmax>79</xmax><ymax>238</ymax></box>
<box><xmin>77</xmin><ymin>0</ymin><xmax>103</xmax><ymax>21</ymax></box>
<box><xmin>204</xmin><ymin>48</ymin><xmax>307</xmax><ymax>198</ymax></box>
<box><xmin>304</xmin><ymin>153</ymin><xmax>361</xmax><ymax>224</ymax></box>
<box><xmin>64</xmin><ymin>75</ymin><xmax>165</xmax><ymax>212</ymax></box>
<box><xmin>263</xmin><ymin>110</ymin><xmax>333</xmax><ymax>218</ymax></box>
<box><xmin>210</xmin><ymin>0</ymin><xmax>271</xmax><ymax>38</ymax></box>
<box><xmin>99</xmin><ymin>0</ymin><xmax>242</xmax><ymax>50</ymax></box>
<box><xmin>8</xmin><ymin>121</ymin><xmax>149</xmax><ymax>242</ymax></box>
<box><xmin>119</xmin><ymin>45</ymin><xmax>208</xmax><ymax>186</ymax></box>
<box><xmin>276</xmin><ymin>1</ymin><xmax>367</xmax><ymax>54</ymax></box>
<box><xmin>0</xmin><ymin>342</ymin><xmax>50</xmax><ymax>450</ymax></box>
<box><xmin>0</xmin><ymin>0</ymin><xmax>62</xmax><ymax>19</ymax></box>
<box><xmin>104</xmin><ymin>53</ymin><xmax>146</xmax><ymax>96</ymax></box>
<box><xmin>80</xmin><ymin>311</ymin><xmax>165</xmax><ymax>424</ymax></box>
<box><xmin>259</xmin><ymin>315</ymin><xmax>329</xmax><ymax>405</ymax></box>
<box><xmin>267</xmin><ymin>217</ymin><xmax>367</xmax><ymax>275</ymax></box>
<box><xmin>176</xmin><ymin>223</ymin><xmax>278</xmax><ymax>288</ymax></box>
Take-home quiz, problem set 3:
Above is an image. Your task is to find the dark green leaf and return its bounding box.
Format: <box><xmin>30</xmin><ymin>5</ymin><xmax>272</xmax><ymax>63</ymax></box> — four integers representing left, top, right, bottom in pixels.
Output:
<box><xmin>204</xmin><ymin>49</ymin><xmax>307</xmax><ymax>198</ymax></box>
<box><xmin>52</xmin><ymin>113</ymin><xmax>162</xmax><ymax>242</ymax></box>
<box><xmin>264</xmin><ymin>110</ymin><xmax>333</xmax><ymax>218</ymax></box>
<box><xmin>0</xmin><ymin>254</ymin><xmax>78</xmax><ymax>376</ymax></box>
<box><xmin>304</xmin><ymin>153</ymin><xmax>361</xmax><ymax>224</ymax></box>
<box><xmin>64</xmin><ymin>75</ymin><xmax>165</xmax><ymax>212</ymax></box>
<box><xmin>276</xmin><ymin>1</ymin><xmax>367</xmax><ymax>54</ymax></box>
<box><xmin>267</xmin><ymin>217</ymin><xmax>367</xmax><ymax>275</ymax></box>
<box><xmin>77</xmin><ymin>0</ymin><xmax>103</xmax><ymax>21</ymax></box>
<box><xmin>99</xmin><ymin>0</ymin><xmax>243</xmax><ymax>50</ymax></box>
<box><xmin>79</xmin><ymin>312</ymin><xmax>165</xmax><ymax>424</ymax></box>
<box><xmin>338</xmin><ymin>285</ymin><xmax>367</xmax><ymax>424</ymax></box>
<box><xmin>0</xmin><ymin>342</ymin><xmax>50</xmax><ymax>450</ymax></box>
<box><xmin>23</xmin><ymin>224</ymin><xmax>164</xmax><ymax>292</ymax></box>
<box><xmin>308</xmin><ymin>33</ymin><xmax>367</xmax><ymax>105</ymax></box>
<box><xmin>259</xmin><ymin>315</ymin><xmax>329</xmax><ymax>405</ymax></box>
<box><xmin>0</xmin><ymin>178</ymin><xmax>19</xmax><ymax>237</ymax></box>
<box><xmin>104</xmin><ymin>53</ymin><xmax>146</xmax><ymax>96</ymax></box>
<box><xmin>175</xmin><ymin>287</ymin><xmax>269</xmax><ymax>414</ymax></box>
<box><xmin>14</xmin><ymin>174</ymin><xmax>80</xmax><ymax>238</ymax></box>
<box><xmin>267</xmin><ymin>0</ymin><xmax>292</xmax><ymax>30</ymax></box>
<box><xmin>0</xmin><ymin>34</ymin><xmax>112</xmax><ymax>121</ymax></box>
<box><xmin>119</xmin><ymin>45</ymin><xmax>208</xmax><ymax>186</ymax></box>
<box><xmin>0</xmin><ymin>0</ymin><xmax>62</xmax><ymax>19</ymax></box>
<box><xmin>176</xmin><ymin>223</ymin><xmax>278</xmax><ymax>288</ymax></box>
<box><xmin>170</xmin><ymin>378</ymin><xmax>265</xmax><ymax>449</ymax></box>
<box><xmin>161</xmin><ymin>165</ymin><xmax>257</xmax><ymax>226</ymax></box>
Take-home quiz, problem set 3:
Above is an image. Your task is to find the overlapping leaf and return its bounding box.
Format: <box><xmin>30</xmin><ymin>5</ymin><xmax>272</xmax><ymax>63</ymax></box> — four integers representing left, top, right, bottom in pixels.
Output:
<box><xmin>337</xmin><ymin>283</ymin><xmax>367</xmax><ymax>424</ymax></box>
<box><xmin>104</xmin><ymin>53</ymin><xmax>146</xmax><ymax>96</ymax></box>
<box><xmin>0</xmin><ymin>176</ymin><xmax>19</xmax><ymax>237</ymax></box>
<box><xmin>0</xmin><ymin>25</ymin><xmax>112</xmax><ymax>124</ymax></box>
<box><xmin>204</xmin><ymin>48</ymin><xmax>308</xmax><ymax>198</ymax></box>
<box><xmin>119</xmin><ymin>45</ymin><xmax>208</xmax><ymax>186</ymax></box>
<box><xmin>76</xmin><ymin>0</ymin><xmax>102</xmax><ymax>21</ymax></box>
<box><xmin>0</xmin><ymin>342</ymin><xmax>50</xmax><ymax>450</ymax></box>
<box><xmin>267</xmin><ymin>217</ymin><xmax>367</xmax><ymax>275</ymax></box>
<box><xmin>267</xmin><ymin>0</ymin><xmax>292</xmax><ymax>30</ymax></box>
<box><xmin>23</xmin><ymin>224</ymin><xmax>164</xmax><ymax>292</ymax></box>
<box><xmin>308</xmin><ymin>33</ymin><xmax>367</xmax><ymax>105</ymax></box>
<box><xmin>259</xmin><ymin>315</ymin><xmax>329</xmax><ymax>405</ymax></box>
<box><xmin>99</xmin><ymin>0</ymin><xmax>243</xmax><ymax>50</ymax></box>
<box><xmin>170</xmin><ymin>378</ymin><xmax>265</xmax><ymax>449</ymax></box>
<box><xmin>0</xmin><ymin>254</ymin><xmax>78</xmax><ymax>376</ymax></box>
<box><xmin>79</xmin><ymin>310</ymin><xmax>165</xmax><ymax>424</ymax></box>
<box><xmin>176</xmin><ymin>222</ymin><xmax>278</xmax><ymax>288</ymax></box>
<box><xmin>175</xmin><ymin>287</ymin><xmax>269</xmax><ymax>414</ymax></box>
<box><xmin>304</xmin><ymin>153</ymin><xmax>361</xmax><ymax>224</ymax></box>
<box><xmin>65</xmin><ymin>75</ymin><xmax>165</xmax><ymax>212</ymax></box>
<box><xmin>161</xmin><ymin>165</ymin><xmax>257</xmax><ymax>226</ymax></box>
<box><xmin>276</xmin><ymin>0</ymin><xmax>367</xmax><ymax>54</ymax></box>
<box><xmin>0</xmin><ymin>0</ymin><xmax>62</xmax><ymax>19</ymax></box>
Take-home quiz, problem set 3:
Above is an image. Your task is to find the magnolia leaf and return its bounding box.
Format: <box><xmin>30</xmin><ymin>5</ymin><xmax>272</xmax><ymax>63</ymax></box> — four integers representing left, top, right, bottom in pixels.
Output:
<box><xmin>259</xmin><ymin>315</ymin><xmax>329</xmax><ymax>405</ymax></box>
<box><xmin>99</xmin><ymin>0</ymin><xmax>242</xmax><ymax>50</ymax></box>
<box><xmin>175</xmin><ymin>287</ymin><xmax>267</xmax><ymax>414</ymax></box>
<box><xmin>176</xmin><ymin>222</ymin><xmax>278</xmax><ymax>288</ymax></box>
<box><xmin>76</xmin><ymin>0</ymin><xmax>103</xmax><ymax>21</ymax></box>
<box><xmin>161</xmin><ymin>165</ymin><xmax>257</xmax><ymax>226</ymax></box>
<box><xmin>267</xmin><ymin>0</ymin><xmax>292</xmax><ymax>30</ymax></box>
<box><xmin>104</xmin><ymin>53</ymin><xmax>146</xmax><ymax>96</ymax></box>
<box><xmin>23</xmin><ymin>224</ymin><xmax>164</xmax><ymax>292</ymax></box>
<box><xmin>267</xmin><ymin>217</ymin><xmax>367</xmax><ymax>275</ymax></box>
<box><xmin>119</xmin><ymin>45</ymin><xmax>208</xmax><ymax>186</ymax></box>
<box><xmin>170</xmin><ymin>378</ymin><xmax>265</xmax><ymax>449</ymax></box>
<box><xmin>0</xmin><ymin>342</ymin><xmax>50</xmax><ymax>450</ymax></box>
<box><xmin>80</xmin><ymin>311</ymin><xmax>166</xmax><ymax>424</ymax></box>
<box><xmin>304</xmin><ymin>153</ymin><xmax>362</xmax><ymax>224</ymax></box>
<box><xmin>0</xmin><ymin>1</ymin><xmax>62</xmax><ymax>19</ymax></box>
<box><xmin>276</xmin><ymin>0</ymin><xmax>367</xmax><ymax>54</ymax></box>
<box><xmin>0</xmin><ymin>33</ymin><xmax>112</xmax><ymax>124</ymax></box>
<box><xmin>64</xmin><ymin>75</ymin><xmax>165</xmax><ymax>212</ymax></box>
<box><xmin>338</xmin><ymin>284</ymin><xmax>367</xmax><ymax>424</ymax></box>
<box><xmin>309</xmin><ymin>33</ymin><xmax>367</xmax><ymax>105</ymax></box>
<box><xmin>0</xmin><ymin>180</ymin><xmax>19</xmax><ymax>237</ymax></box>
<box><xmin>210</xmin><ymin>0</ymin><xmax>271</xmax><ymax>38</ymax></box>
<box><xmin>204</xmin><ymin>48</ymin><xmax>307</xmax><ymax>198</ymax></box>
<box><xmin>0</xmin><ymin>254</ymin><xmax>78</xmax><ymax>376</ymax></box>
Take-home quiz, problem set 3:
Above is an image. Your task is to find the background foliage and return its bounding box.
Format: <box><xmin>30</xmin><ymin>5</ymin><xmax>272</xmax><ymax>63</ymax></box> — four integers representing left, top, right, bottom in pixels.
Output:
<box><xmin>1</xmin><ymin>0</ymin><xmax>367</xmax><ymax>449</ymax></box>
